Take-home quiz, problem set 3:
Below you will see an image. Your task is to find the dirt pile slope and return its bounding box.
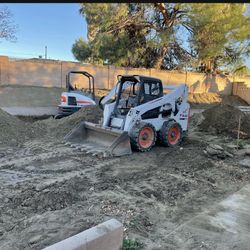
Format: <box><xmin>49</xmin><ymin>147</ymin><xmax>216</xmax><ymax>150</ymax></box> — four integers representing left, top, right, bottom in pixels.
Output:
<box><xmin>0</xmin><ymin>108</ymin><xmax>40</xmax><ymax>145</ymax></box>
<box><xmin>188</xmin><ymin>93</ymin><xmax>248</xmax><ymax>108</ymax></box>
<box><xmin>0</xmin><ymin>105</ymin><xmax>103</xmax><ymax>145</ymax></box>
<box><xmin>220</xmin><ymin>95</ymin><xmax>248</xmax><ymax>106</ymax></box>
<box><xmin>38</xmin><ymin>105</ymin><xmax>103</xmax><ymax>139</ymax></box>
<box><xmin>188</xmin><ymin>93</ymin><xmax>222</xmax><ymax>104</ymax></box>
<box><xmin>199</xmin><ymin>104</ymin><xmax>250</xmax><ymax>138</ymax></box>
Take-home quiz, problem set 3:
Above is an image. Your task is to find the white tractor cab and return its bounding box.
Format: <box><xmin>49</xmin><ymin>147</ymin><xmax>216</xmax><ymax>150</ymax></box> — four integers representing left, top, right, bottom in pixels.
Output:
<box><xmin>55</xmin><ymin>71</ymin><xmax>96</xmax><ymax>119</ymax></box>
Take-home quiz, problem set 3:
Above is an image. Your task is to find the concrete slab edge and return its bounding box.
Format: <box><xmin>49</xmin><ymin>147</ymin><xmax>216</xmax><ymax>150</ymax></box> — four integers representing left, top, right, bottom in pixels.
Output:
<box><xmin>43</xmin><ymin>218</ymin><xmax>123</xmax><ymax>250</ymax></box>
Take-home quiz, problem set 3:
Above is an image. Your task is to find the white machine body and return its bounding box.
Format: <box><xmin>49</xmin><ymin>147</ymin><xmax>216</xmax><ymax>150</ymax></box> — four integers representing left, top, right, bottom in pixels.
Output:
<box><xmin>101</xmin><ymin>80</ymin><xmax>190</xmax><ymax>134</ymax></box>
<box><xmin>59</xmin><ymin>91</ymin><xmax>96</xmax><ymax>108</ymax></box>
<box><xmin>64</xmin><ymin>75</ymin><xmax>191</xmax><ymax>156</ymax></box>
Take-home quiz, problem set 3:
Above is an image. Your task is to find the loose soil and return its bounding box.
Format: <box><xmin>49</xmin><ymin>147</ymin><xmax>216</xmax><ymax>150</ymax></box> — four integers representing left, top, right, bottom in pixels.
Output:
<box><xmin>0</xmin><ymin>109</ymin><xmax>44</xmax><ymax>146</ymax></box>
<box><xmin>0</xmin><ymin>105</ymin><xmax>102</xmax><ymax>146</ymax></box>
<box><xmin>188</xmin><ymin>93</ymin><xmax>248</xmax><ymax>108</ymax></box>
<box><xmin>36</xmin><ymin>105</ymin><xmax>103</xmax><ymax>139</ymax></box>
<box><xmin>0</xmin><ymin>84</ymin><xmax>250</xmax><ymax>249</ymax></box>
<box><xmin>199</xmin><ymin>104</ymin><xmax>250</xmax><ymax>139</ymax></box>
<box><xmin>0</xmin><ymin>104</ymin><xmax>250</xmax><ymax>249</ymax></box>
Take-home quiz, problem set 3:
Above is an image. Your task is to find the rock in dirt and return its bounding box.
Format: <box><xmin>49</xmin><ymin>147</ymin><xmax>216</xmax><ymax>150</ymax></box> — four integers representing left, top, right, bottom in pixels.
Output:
<box><xmin>209</xmin><ymin>144</ymin><xmax>224</xmax><ymax>151</ymax></box>
<box><xmin>224</xmin><ymin>151</ymin><xmax>234</xmax><ymax>158</ymax></box>
<box><xmin>199</xmin><ymin>104</ymin><xmax>250</xmax><ymax>139</ymax></box>
<box><xmin>226</xmin><ymin>144</ymin><xmax>238</xmax><ymax>150</ymax></box>
<box><xmin>236</xmin><ymin>148</ymin><xmax>250</xmax><ymax>156</ymax></box>
<box><xmin>243</xmin><ymin>144</ymin><xmax>250</xmax><ymax>150</ymax></box>
<box><xmin>28</xmin><ymin>235</ymin><xmax>42</xmax><ymax>245</ymax></box>
<box><xmin>239</xmin><ymin>158</ymin><xmax>250</xmax><ymax>168</ymax></box>
<box><xmin>205</xmin><ymin>144</ymin><xmax>233</xmax><ymax>159</ymax></box>
<box><xmin>206</xmin><ymin>146</ymin><xmax>222</xmax><ymax>156</ymax></box>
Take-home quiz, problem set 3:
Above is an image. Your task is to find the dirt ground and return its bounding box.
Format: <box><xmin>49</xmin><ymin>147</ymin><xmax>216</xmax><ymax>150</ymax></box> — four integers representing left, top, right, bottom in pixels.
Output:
<box><xmin>0</xmin><ymin>103</ymin><xmax>250</xmax><ymax>249</ymax></box>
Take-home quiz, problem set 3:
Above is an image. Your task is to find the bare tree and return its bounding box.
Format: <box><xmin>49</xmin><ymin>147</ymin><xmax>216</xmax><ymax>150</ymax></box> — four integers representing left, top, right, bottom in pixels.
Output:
<box><xmin>0</xmin><ymin>7</ymin><xmax>17</xmax><ymax>42</ymax></box>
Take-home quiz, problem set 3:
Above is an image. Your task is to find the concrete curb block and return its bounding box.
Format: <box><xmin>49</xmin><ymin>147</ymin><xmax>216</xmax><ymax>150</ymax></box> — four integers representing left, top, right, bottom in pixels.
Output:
<box><xmin>43</xmin><ymin>218</ymin><xmax>123</xmax><ymax>250</ymax></box>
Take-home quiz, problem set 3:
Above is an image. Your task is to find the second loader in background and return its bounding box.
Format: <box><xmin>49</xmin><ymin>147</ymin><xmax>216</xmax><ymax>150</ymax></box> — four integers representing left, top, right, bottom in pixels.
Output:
<box><xmin>55</xmin><ymin>71</ymin><xmax>96</xmax><ymax>119</ymax></box>
<box><xmin>65</xmin><ymin>75</ymin><xmax>190</xmax><ymax>156</ymax></box>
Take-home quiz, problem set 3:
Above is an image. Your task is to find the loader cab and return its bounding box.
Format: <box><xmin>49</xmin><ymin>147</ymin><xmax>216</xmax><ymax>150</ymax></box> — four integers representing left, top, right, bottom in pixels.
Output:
<box><xmin>114</xmin><ymin>75</ymin><xmax>163</xmax><ymax>116</ymax></box>
<box><xmin>66</xmin><ymin>71</ymin><xmax>95</xmax><ymax>100</ymax></box>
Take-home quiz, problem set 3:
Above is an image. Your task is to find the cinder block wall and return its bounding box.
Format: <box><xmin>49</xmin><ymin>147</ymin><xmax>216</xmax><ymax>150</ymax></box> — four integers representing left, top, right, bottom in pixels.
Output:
<box><xmin>233</xmin><ymin>82</ymin><xmax>250</xmax><ymax>104</ymax></box>
<box><xmin>1</xmin><ymin>55</ymin><xmax>250</xmax><ymax>101</ymax></box>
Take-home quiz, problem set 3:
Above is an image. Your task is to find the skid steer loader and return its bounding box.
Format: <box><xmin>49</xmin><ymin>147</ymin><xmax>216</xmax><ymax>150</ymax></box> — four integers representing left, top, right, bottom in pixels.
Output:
<box><xmin>65</xmin><ymin>75</ymin><xmax>190</xmax><ymax>156</ymax></box>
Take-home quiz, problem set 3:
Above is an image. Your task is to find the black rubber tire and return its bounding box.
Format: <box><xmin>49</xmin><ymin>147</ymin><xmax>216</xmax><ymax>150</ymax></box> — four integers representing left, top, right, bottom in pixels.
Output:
<box><xmin>130</xmin><ymin>122</ymin><xmax>156</xmax><ymax>152</ymax></box>
<box><xmin>158</xmin><ymin>120</ymin><xmax>182</xmax><ymax>147</ymax></box>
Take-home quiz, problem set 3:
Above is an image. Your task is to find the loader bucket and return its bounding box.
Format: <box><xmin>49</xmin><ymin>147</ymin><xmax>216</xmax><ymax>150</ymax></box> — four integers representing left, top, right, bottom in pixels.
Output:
<box><xmin>64</xmin><ymin>121</ymin><xmax>132</xmax><ymax>157</ymax></box>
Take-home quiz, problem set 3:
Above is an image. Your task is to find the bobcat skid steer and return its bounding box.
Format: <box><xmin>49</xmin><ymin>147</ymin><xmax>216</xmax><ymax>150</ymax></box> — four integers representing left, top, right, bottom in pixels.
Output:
<box><xmin>64</xmin><ymin>75</ymin><xmax>190</xmax><ymax>156</ymax></box>
<box><xmin>55</xmin><ymin>71</ymin><xmax>96</xmax><ymax>119</ymax></box>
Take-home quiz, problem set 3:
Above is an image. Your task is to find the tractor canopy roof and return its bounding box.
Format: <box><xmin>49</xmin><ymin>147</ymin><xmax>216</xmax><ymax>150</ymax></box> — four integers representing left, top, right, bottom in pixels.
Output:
<box><xmin>119</xmin><ymin>75</ymin><xmax>162</xmax><ymax>84</ymax></box>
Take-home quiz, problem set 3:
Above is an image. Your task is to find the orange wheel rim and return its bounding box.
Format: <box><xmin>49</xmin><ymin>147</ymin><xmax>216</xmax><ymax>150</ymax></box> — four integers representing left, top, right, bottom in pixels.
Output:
<box><xmin>139</xmin><ymin>127</ymin><xmax>154</xmax><ymax>149</ymax></box>
<box><xmin>168</xmin><ymin>126</ymin><xmax>180</xmax><ymax>145</ymax></box>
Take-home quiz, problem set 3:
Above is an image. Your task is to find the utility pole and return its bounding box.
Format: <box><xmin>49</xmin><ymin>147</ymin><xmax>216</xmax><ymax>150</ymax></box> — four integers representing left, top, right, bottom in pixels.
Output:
<box><xmin>185</xmin><ymin>65</ymin><xmax>188</xmax><ymax>84</ymax></box>
<box><xmin>45</xmin><ymin>46</ymin><xmax>47</xmax><ymax>59</ymax></box>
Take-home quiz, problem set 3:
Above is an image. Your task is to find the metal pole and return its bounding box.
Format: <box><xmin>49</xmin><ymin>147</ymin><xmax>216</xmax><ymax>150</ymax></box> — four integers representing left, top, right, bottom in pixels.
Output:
<box><xmin>108</xmin><ymin>64</ymin><xmax>110</xmax><ymax>89</ymax></box>
<box><xmin>236</xmin><ymin>115</ymin><xmax>241</xmax><ymax>150</ymax></box>
<box><xmin>60</xmin><ymin>61</ymin><xmax>63</xmax><ymax>88</ymax></box>
<box><xmin>232</xmin><ymin>74</ymin><xmax>234</xmax><ymax>96</ymax></box>
<box><xmin>45</xmin><ymin>46</ymin><xmax>47</xmax><ymax>59</ymax></box>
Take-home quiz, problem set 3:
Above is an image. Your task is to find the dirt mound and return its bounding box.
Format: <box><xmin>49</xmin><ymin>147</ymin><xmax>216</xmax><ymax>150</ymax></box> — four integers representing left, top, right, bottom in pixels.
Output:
<box><xmin>199</xmin><ymin>104</ymin><xmax>250</xmax><ymax>138</ymax></box>
<box><xmin>221</xmin><ymin>95</ymin><xmax>248</xmax><ymax>106</ymax></box>
<box><xmin>188</xmin><ymin>93</ymin><xmax>248</xmax><ymax>108</ymax></box>
<box><xmin>38</xmin><ymin>105</ymin><xmax>103</xmax><ymax>139</ymax></box>
<box><xmin>189</xmin><ymin>113</ymin><xmax>205</xmax><ymax>130</ymax></box>
<box><xmin>0</xmin><ymin>105</ymin><xmax>103</xmax><ymax>145</ymax></box>
<box><xmin>188</xmin><ymin>93</ymin><xmax>222</xmax><ymax>104</ymax></box>
<box><xmin>0</xmin><ymin>108</ymin><xmax>39</xmax><ymax>145</ymax></box>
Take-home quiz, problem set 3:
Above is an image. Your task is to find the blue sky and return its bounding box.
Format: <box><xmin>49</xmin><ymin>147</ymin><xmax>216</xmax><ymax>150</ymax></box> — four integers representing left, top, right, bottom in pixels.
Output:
<box><xmin>0</xmin><ymin>3</ymin><xmax>249</xmax><ymax>67</ymax></box>
<box><xmin>0</xmin><ymin>3</ymin><xmax>87</xmax><ymax>61</ymax></box>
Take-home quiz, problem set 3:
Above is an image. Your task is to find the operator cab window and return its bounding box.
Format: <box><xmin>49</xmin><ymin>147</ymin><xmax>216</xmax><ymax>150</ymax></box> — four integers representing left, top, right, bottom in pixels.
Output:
<box><xmin>141</xmin><ymin>81</ymin><xmax>162</xmax><ymax>104</ymax></box>
<box><xmin>151</xmin><ymin>82</ymin><xmax>161</xmax><ymax>96</ymax></box>
<box><xmin>118</xmin><ymin>80</ymin><xmax>140</xmax><ymax>109</ymax></box>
